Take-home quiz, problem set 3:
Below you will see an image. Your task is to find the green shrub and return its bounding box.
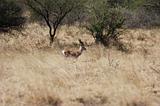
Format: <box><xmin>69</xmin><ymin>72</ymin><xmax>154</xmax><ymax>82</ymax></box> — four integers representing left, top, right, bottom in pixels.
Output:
<box><xmin>86</xmin><ymin>0</ymin><xmax>125</xmax><ymax>46</ymax></box>
<box><xmin>0</xmin><ymin>0</ymin><xmax>25</xmax><ymax>30</ymax></box>
<box><xmin>144</xmin><ymin>0</ymin><xmax>160</xmax><ymax>14</ymax></box>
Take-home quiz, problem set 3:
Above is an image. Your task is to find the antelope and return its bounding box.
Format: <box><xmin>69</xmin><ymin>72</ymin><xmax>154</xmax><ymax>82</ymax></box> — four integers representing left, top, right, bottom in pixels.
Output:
<box><xmin>62</xmin><ymin>39</ymin><xmax>86</xmax><ymax>58</ymax></box>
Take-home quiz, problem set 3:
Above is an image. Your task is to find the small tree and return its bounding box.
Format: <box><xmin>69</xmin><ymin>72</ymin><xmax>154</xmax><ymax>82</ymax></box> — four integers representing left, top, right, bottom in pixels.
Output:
<box><xmin>25</xmin><ymin>0</ymin><xmax>84</xmax><ymax>44</ymax></box>
<box><xmin>86</xmin><ymin>0</ymin><xmax>125</xmax><ymax>46</ymax></box>
<box><xmin>0</xmin><ymin>0</ymin><xmax>25</xmax><ymax>30</ymax></box>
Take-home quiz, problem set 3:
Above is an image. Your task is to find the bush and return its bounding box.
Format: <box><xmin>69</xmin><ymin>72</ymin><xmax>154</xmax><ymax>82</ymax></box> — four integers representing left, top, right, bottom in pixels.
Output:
<box><xmin>144</xmin><ymin>0</ymin><xmax>160</xmax><ymax>14</ymax></box>
<box><xmin>86</xmin><ymin>0</ymin><xmax>125</xmax><ymax>46</ymax></box>
<box><xmin>0</xmin><ymin>0</ymin><xmax>25</xmax><ymax>30</ymax></box>
<box><xmin>122</xmin><ymin>0</ymin><xmax>160</xmax><ymax>28</ymax></box>
<box><xmin>123</xmin><ymin>8</ymin><xmax>160</xmax><ymax>28</ymax></box>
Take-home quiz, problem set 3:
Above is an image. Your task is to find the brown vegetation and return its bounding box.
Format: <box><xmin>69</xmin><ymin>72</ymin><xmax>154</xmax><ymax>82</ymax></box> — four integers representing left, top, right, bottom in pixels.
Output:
<box><xmin>0</xmin><ymin>24</ymin><xmax>160</xmax><ymax>106</ymax></box>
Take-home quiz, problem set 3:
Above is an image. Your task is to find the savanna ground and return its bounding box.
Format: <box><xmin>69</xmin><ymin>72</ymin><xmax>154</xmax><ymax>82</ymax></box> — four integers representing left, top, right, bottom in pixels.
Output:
<box><xmin>0</xmin><ymin>24</ymin><xmax>160</xmax><ymax>106</ymax></box>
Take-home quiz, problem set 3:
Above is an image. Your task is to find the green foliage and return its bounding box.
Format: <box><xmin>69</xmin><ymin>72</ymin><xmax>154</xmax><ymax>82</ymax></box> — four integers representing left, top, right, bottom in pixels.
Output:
<box><xmin>144</xmin><ymin>0</ymin><xmax>160</xmax><ymax>14</ymax></box>
<box><xmin>127</xmin><ymin>0</ymin><xmax>145</xmax><ymax>9</ymax></box>
<box><xmin>86</xmin><ymin>0</ymin><xmax>125</xmax><ymax>46</ymax></box>
<box><xmin>27</xmin><ymin>0</ymin><xmax>86</xmax><ymax>22</ymax></box>
<box><xmin>105</xmin><ymin>0</ymin><xmax>145</xmax><ymax>9</ymax></box>
<box><xmin>64</xmin><ymin>0</ymin><xmax>87</xmax><ymax>24</ymax></box>
<box><xmin>0</xmin><ymin>0</ymin><xmax>25</xmax><ymax>29</ymax></box>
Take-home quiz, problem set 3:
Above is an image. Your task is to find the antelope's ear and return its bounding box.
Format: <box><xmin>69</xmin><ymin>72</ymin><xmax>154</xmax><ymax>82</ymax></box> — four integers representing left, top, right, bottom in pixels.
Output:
<box><xmin>78</xmin><ymin>39</ymin><xmax>82</xmax><ymax>42</ymax></box>
<box><xmin>78</xmin><ymin>39</ymin><xmax>84</xmax><ymax>45</ymax></box>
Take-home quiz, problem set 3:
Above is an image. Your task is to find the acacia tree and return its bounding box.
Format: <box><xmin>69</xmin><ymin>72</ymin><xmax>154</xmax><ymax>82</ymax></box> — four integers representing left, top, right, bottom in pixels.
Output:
<box><xmin>25</xmin><ymin>0</ymin><xmax>84</xmax><ymax>44</ymax></box>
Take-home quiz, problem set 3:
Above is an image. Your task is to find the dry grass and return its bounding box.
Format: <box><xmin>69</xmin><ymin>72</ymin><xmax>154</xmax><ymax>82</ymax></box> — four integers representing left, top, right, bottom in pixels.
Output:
<box><xmin>0</xmin><ymin>23</ymin><xmax>160</xmax><ymax>106</ymax></box>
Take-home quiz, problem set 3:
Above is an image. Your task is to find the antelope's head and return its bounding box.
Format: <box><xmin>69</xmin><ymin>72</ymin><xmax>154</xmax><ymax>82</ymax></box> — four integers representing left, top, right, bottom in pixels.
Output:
<box><xmin>79</xmin><ymin>39</ymin><xmax>86</xmax><ymax>51</ymax></box>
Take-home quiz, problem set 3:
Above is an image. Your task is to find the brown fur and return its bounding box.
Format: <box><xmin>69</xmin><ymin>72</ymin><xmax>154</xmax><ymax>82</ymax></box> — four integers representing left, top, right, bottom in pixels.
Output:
<box><xmin>62</xmin><ymin>39</ymin><xmax>86</xmax><ymax>58</ymax></box>
<box><xmin>63</xmin><ymin>49</ymin><xmax>82</xmax><ymax>57</ymax></box>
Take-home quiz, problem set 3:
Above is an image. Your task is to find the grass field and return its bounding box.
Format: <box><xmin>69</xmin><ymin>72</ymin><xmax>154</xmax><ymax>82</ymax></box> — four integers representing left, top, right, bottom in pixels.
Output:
<box><xmin>0</xmin><ymin>24</ymin><xmax>160</xmax><ymax>106</ymax></box>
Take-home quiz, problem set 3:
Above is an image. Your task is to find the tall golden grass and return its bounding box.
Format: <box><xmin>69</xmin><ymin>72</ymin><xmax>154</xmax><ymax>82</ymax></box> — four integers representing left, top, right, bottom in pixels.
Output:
<box><xmin>0</xmin><ymin>23</ymin><xmax>160</xmax><ymax>106</ymax></box>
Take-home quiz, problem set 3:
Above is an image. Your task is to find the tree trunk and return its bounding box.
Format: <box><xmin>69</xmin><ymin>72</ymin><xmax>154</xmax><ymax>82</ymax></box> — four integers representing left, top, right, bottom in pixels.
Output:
<box><xmin>49</xmin><ymin>27</ymin><xmax>57</xmax><ymax>45</ymax></box>
<box><xmin>50</xmin><ymin>36</ymin><xmax>54</xmax><ymax>45</ymax></box>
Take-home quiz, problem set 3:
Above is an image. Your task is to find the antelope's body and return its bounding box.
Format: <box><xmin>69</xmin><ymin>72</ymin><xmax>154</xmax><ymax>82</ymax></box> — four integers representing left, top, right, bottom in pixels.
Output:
<box><xmin>62</xmin><ymin>39</ymin><xmax>86</xmax><ymax>58</ymax></box>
